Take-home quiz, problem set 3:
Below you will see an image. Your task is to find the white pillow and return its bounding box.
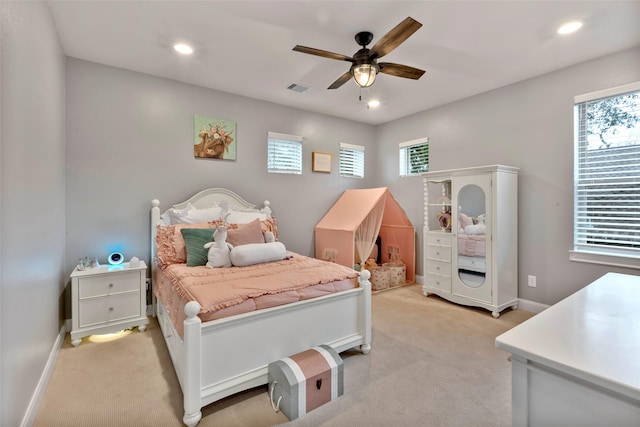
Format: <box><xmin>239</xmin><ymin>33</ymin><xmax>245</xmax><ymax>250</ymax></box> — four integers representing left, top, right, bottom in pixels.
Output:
<box><xmin>230</xmin><ymin>242</ymin><xmax>286</xmax><ymax>267</ymax></box>
<box><xmin>159</xmin><ymin>205</ymin><xmax>190</xmax><ymax>225</ymax></box>
<box><xmin>226</xmin><ymin>209</ymin><xmax>268</xmax><ymax>224</ymax></box>
<box><xmin>164</xmin><ymin>203</ymin><xmax>226</xmax><ymax>224</ymax></box>
<box><xmin>182</xmin><ymin>204</ymin><xmax>226</xmax><ymax>224</ymax></box>
<box><xmin>464</xmin><ymin>223</ymin><xmax>486</xmax><ymax>235</ymax></box>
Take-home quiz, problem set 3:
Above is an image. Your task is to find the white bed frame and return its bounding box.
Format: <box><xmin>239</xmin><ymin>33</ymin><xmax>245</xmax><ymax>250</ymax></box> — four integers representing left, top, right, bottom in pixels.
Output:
<box><xmin>150</xmin><ymin>188</ymin><xmax>372</xmax><ymax>426</ymax></box>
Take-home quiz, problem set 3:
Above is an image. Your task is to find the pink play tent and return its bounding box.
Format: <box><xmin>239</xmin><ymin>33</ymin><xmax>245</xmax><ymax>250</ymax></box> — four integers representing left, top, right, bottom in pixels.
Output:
<box><xmin>315</xmin><ymin>187</ymin><xmax>415</xmax><ymax>284</ymax></box>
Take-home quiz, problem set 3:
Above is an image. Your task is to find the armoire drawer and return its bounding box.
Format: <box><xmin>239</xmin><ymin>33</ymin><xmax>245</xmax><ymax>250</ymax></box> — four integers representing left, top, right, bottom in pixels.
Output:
<box><xmin>425</xmin><ymin>245</ymin><xmax>452</xmax><ymax>262</ymax></box>
<box><xmin>424</xmin><ymin>273</ymin><xmax>451</xmax><ymax>291</ymax></box>
<box><xmin>426</xmin><ymin>259</ymin><xmax>451</xmax><ymax>277</ymax></box>
<box><xmin>458</xmin><ymin>257</ymin><xmax>487</xmax><ymax>273</ymax></box>
<box><xmin>426</xmin><ymin>234</ymin><xmax>451</xmax><ymax>247</ymax></box>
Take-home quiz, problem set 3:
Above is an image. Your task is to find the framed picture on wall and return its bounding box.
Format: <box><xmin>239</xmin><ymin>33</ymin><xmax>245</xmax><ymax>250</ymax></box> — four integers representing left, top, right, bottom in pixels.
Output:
<box><xmin>194</xmin><ymin>115</ymin><xmax>237</xmax><ymax>160</ymax></box>
<box><xmin>312</xmin><ymin>152</ymin><xmax>332</xmax><ymax>173</ymax></box>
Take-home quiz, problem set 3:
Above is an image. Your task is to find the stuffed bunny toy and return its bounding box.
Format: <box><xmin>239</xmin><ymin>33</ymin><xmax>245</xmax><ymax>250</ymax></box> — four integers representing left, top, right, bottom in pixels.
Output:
<box><xmin>204</xmin><ymin>225</ymin><xmax>233</xmax><ymax>268</ymax></box>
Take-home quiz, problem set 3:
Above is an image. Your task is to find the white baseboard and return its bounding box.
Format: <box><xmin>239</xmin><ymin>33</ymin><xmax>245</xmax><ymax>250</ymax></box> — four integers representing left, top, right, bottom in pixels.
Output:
<box><xmin>517</xmin><ymin>298</ymin><xmax>549</xmax><ymax>314</ymax></box>
<box><xmin>415</xmin><ymin>274</ymin><xmax>548</xmax><ymax>314</ymax></box>
<box><xmin>21</xmin><ymin>324</ymin><xmax>66</xmax><ymax>427</ymax></box>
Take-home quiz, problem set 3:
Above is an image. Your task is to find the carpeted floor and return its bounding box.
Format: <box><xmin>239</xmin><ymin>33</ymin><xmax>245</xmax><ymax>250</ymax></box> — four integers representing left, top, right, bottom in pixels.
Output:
<box><xmin>34</xmin><ymin>284</ymin><xmax>533</xmax><ymax>427</ymax></box>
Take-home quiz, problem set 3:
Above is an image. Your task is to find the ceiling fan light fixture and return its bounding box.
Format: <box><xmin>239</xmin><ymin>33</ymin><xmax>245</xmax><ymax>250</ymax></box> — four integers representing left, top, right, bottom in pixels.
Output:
<box><xmin>352</xmin><ymin>63</ymin><xmax>378</xmax><ymax>88</ymax></box>
<box><xmin>292</xmin><ymin>17</ymin><xmax>424</xmax><ymax>90</ymax></box>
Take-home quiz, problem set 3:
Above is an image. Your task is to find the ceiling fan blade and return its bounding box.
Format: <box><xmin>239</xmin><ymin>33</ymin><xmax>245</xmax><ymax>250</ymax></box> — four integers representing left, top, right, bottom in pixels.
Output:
<box><xmin>378</xmin><ymin>62</ymin><xmax>426</xmax><ymax>80</ymax></box>
<box><xmin>328</xmin><ymin>71</ymin><xmax>353</xmax><ymax>89</ymax></box>
<box><xmin>292</xmin><ymin>45</ymin><xmax>353</xmax><ymax>62</ymax></box>
<box><xmin>368</xmin><ymin>17</ymin><xmax>422</xmax><ymax>59</ymax></box>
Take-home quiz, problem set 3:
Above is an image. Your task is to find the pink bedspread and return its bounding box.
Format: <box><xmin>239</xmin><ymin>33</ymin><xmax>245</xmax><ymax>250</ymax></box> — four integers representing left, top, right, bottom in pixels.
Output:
<box><xmin>458</xmin><ymin>234</ymin><xmax>486</xmax><ymax>257</ymax></box>
<box><xmin>155</xmin><ymin>252</ymin><xmax>359</xmax><ymax>336</ymax></box>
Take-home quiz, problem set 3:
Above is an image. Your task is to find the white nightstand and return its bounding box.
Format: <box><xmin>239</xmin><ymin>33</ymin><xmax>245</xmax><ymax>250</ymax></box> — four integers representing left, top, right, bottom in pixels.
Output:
<box><xmin>70</xmin><ymin>261</ymin><xmax>148</xmax><ymax>347</ymax></box>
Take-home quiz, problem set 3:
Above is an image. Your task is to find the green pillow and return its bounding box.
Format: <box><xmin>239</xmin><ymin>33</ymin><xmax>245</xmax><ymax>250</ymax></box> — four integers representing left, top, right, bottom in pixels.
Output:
<box><xmin>180</xmin><ymin>228</ymin><xmax>215</xmax><ymax>266</ymax></box>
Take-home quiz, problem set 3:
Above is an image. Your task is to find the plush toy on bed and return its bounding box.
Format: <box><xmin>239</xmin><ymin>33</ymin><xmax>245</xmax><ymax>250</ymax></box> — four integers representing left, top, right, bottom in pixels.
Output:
<box><xmin>204</xmin><ymin>225</ymin><xmax>233</xmax><ymax>268</ymax></box>
<box><xmin>458</xmin><ymin>212</ymin><xmax>473</xmax><ymax>233</ymax></box>
<box><xmin>263</xmin><ymin>230</ymin><xmax>276</xmax><ymax>243</ymax></box>
<box><xmin>464</xmin><ymin>213</ymin><xmax>486</xmax><ymax>235</ymax></box>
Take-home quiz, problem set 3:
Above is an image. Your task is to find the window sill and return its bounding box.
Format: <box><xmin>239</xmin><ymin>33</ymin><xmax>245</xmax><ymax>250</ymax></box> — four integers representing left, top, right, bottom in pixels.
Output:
<box><xmin>569</xmin><ymin>250</ymin><xmax>640</xmax><ymax>270</ymax></box>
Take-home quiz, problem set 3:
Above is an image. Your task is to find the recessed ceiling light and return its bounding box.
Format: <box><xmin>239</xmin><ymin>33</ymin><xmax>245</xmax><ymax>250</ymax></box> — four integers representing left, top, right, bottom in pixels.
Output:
<box><xmin>367</xmin><ymin>100</ymin><xmax>380</xmax><ymax>109</ymax></box>
<box><xmin>173</xmin><ymin>43</ymin><xmax>194</xmax><ymax>55</ymax></box>
<box><xmin>557</xmin><ymin>21</ymin><xmax>583</xmax><ymax>35</ymax></box>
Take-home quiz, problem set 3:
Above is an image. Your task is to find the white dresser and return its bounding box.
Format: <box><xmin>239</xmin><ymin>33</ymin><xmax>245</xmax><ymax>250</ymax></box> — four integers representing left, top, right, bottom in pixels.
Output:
<box><xmin>496</xmin><ymin>273</ymin><xmax>640</xmax><ymax>426</ymax></box>
<box><xmin>70</xmin><ymin>261</ymin><xmax>148</xmax><ymax>346</ymax></box>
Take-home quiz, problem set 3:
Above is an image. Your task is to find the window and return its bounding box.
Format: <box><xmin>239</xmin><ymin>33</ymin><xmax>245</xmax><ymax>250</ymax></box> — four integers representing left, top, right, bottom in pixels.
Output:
<box><xmin>399</xmin><ymin>137</ymin><xmax>429</xmax><ymax>176</ymax></box>
<box><xmin>267</xmin><ymin>132</ymin><xmax>302</xmax><ymax>174</ymax></box>
<box><xmin>572</xmin><ymin>82</ymin><xmax>640</xmax><ymax>268</ymax></box>
<box><xmin>339</xmin><ymin>143</ymin><xmax>365</xmax><ymax>178</ymax></box>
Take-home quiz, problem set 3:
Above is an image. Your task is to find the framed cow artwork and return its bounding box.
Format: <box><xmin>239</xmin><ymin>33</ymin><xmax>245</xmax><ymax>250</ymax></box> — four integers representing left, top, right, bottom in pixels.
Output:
<box><xmin>194</xmin><ymin>115</ymin><xmax>237</xmax><ymax>160</ymax></box>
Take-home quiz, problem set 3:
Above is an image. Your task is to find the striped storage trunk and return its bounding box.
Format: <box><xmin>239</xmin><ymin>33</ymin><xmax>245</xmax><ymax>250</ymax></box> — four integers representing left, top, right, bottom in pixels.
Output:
<box><xmin>268</xmin><ymin>345</ymin><xmax>344</xmax><ymax>420</ymax></box>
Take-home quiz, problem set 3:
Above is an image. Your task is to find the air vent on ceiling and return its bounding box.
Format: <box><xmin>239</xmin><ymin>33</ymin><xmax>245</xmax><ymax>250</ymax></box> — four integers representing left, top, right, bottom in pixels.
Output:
<box><xmin>287</xmin><ymin>83</ymin><xmax>308</xmax><ymax>93</ymax></box>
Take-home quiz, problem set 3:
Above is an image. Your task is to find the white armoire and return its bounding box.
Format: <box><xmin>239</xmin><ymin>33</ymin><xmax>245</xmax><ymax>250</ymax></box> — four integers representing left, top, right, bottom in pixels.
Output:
<box><xmin>422</xmin><ymin>165</ymin><xmax>518</xmax><ymax>318</ymax></box>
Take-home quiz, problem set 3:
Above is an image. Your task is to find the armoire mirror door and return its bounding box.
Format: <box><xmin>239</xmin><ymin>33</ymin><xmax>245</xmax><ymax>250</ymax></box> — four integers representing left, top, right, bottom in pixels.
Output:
<box><xmin>452</xmin><ymin>173</ymin><xmax>492</xmax><ymax>303</ymax></box>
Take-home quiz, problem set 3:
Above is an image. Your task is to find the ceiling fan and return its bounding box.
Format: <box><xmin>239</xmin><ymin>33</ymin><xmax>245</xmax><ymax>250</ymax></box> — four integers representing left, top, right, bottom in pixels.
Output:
<box><xmin>293</xmin><ymin>17</ymin><xmax>426</xmax><ymax>90</ymax></box>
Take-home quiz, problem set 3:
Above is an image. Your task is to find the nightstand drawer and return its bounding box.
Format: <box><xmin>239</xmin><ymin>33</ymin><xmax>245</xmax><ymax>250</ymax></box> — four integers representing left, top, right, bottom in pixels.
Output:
<box><xmin>78</xmin><ymin>293</ymin><xmax>141</xmax><ymax>327</ymax></box>
<box><xmin>78</xmin><ymin>272</ymin><xmax>140</xmax><ymax>299</ymax></box>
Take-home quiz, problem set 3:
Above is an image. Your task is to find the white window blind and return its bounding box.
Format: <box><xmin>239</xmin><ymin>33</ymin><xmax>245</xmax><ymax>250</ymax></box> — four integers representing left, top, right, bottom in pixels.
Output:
<box><xmin>267</xmin><ymin>132</ymin><xmax>303</xmax><ymax>174</ymax></box>
<box><xmin>572</xmin><ymin>82</ymin><xmax>640</xmax><ymax>267</ymax></box>
<box><xmin>339</xmin><ymin>143</ymin><xmax>365</xmax><ymax>178</ymax></box>
<box><xmin>399</xmin><ymin>137</ymin><xmax>429</xmax><ymax>176</ymax></box>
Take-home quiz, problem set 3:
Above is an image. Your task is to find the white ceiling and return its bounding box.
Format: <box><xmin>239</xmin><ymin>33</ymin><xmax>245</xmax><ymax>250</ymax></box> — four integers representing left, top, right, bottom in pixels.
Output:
<box><xmin>47</xmin><ymin>1</ymin><xmax>640</xmax><ymax>125</ymax></box>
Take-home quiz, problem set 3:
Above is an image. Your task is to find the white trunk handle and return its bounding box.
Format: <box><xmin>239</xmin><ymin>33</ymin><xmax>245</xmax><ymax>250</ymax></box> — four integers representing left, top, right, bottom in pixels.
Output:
<box><xmin>269</xmin><ymin>380</ymin><xmax>283</xmax><ymax>413</ymax></box>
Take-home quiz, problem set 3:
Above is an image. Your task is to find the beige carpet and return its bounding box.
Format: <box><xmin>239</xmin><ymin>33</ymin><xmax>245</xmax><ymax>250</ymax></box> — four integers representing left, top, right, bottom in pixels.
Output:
<box><xmin>34</xmin><ymin>285</ymin><xmax>533</xmax><ymax>427</ymax></box>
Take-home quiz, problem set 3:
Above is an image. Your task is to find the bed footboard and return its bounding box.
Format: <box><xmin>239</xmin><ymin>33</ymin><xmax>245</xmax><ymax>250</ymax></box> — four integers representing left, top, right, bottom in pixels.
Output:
<box><xmin>176</xmin><ymin>271</ymin><xmax>371</xmax><ymax>427</ymax></box>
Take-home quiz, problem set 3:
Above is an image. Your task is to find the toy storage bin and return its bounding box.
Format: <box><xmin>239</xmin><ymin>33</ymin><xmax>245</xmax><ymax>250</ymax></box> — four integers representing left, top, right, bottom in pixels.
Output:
<box><xmin>369</xmin><ymin>266</ymin><xmax>391</xmax><ymax>291</ymax></box>
<box><xmin>383</xmin><ymin>261</ymin><xmax>406</xmax><ymax>287</ymax></box>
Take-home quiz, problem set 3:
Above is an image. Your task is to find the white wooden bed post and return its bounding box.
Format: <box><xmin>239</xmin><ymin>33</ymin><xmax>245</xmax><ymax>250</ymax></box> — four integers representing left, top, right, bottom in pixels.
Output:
<box><xmin>150</xmin><ymin>199</ymin><xmax>160</xmax><ymax>316</ymax></box>
<box><xmin>359</xmin><ymin>269</ymin><xmax>372</xmax><ymax>354</ymax></box>
<box><xmin>183</xmin><ymin>301</ymin><xmax>202</xmax><ymax>427</ymax></box>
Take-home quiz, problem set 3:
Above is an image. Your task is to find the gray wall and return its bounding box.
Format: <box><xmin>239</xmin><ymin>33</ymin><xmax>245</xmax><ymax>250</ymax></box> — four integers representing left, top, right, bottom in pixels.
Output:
<box><xmin>375</xmin><ymin>46</ymin><xmax>640</xmax><ymax>306</ymax></box>
<box><xmin>0</xmin><ymin>1</ymin><xmax>67</xmax><ymax>426</ymax></box>
<box><xmin>65</xmin><ymin>59</ymin><xmax>377</xmax><ymax>275</ymax></box>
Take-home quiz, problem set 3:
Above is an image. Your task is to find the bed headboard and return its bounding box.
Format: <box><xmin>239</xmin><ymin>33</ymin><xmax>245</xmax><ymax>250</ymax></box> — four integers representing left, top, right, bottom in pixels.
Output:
<box><xmin>150</xmin><ymin>188</ymin><xmax>272</xmax><ymax>287</ymax></box>
<box><xmin>159</xmin><ymin>187</ymin><xmax>271</xmax><ymax>213</ymax></box>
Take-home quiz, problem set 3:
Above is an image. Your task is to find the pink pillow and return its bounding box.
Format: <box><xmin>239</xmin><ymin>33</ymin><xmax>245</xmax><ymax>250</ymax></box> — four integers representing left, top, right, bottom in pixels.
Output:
<box><xmin>227</xmin><ymin>218</ymin><xmax>265</xmax><ymax>247</ymax></box>
<box><xmin>260</xmin><ymin>217</ymin><xmax>278</xmax><ymax>240</ymax></box>
<box><xmin>156</xmin><ymin>222</ymin><xmax>216</xmax><ymax>267</ymax></box>
<box><xmin>458</xmin><ymin>213</ymin><xmax>473</xmax><ymax>230</ymax></box>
